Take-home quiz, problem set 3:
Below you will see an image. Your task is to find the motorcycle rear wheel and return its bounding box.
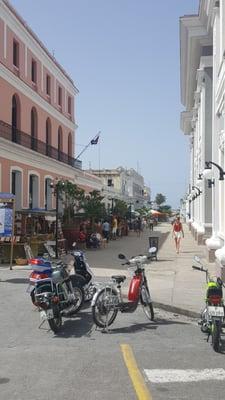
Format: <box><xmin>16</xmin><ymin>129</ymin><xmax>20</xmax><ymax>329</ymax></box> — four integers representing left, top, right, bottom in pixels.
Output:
<box><xmin>92</xmin><ymin>287</ymin><xmax>118</xmax><ymax>328</ymax></box>
<box><xmin>48</xmin><ymin>309</ymin><xmax>62</xmax><ymax>333</ymax></box>
<box><xmin>140</xmin><ymin>285</ymin><xmax>154</xmax><ymax>321</ymax></box>
<box><xmin>212</xmin><ymin>320</ymin><xmax>221</xmax><ymax>352</ymax></box>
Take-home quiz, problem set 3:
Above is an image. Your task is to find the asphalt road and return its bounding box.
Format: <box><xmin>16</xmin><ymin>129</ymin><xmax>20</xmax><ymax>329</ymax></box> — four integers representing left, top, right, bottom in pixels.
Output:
<box><xmin>1</xmin><ymin>269</ymin><xmax>225</xmax><ymax>400</ymax></box>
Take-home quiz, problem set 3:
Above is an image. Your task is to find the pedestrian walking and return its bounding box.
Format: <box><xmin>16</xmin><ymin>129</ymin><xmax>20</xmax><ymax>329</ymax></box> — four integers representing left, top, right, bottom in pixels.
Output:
<box><xmin>102</xmin><ymin>219</ymin><xmax>110</xmax><ymax>242</ymax></box>
<box><xmin>136</xmin><ymin>217</ymin><xmax>142</xmax><ymax>237</ymax></box>
<box><xmin>172</xmin><ymin>216</ymin><xmax>184</xmax><ymax>254</ymax></box>
<box><xmin>112</xmin><ymin>216</ymin><xmax>118</xmax><ymax>240</ymax></box>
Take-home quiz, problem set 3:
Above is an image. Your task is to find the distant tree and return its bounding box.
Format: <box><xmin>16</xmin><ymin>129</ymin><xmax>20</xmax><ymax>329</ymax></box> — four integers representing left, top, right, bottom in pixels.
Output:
<box><xmin>57</xmin><ymin>180</ymin><xmax>85</xmax><ymax>225</ymax></box>
<box><xmin>80</xmin><ymin>190</ymin><xmax>106</xmax><ymax>227</ymax></box>
<box><xmin>155</xmin><ymin>193</ymin><xmax>166</xmax><ymax>207</ymax></box>
<box><xmin>113</xmin><ymin>199</ymin><xmax>129</xmax><ymax>218</ymax></box>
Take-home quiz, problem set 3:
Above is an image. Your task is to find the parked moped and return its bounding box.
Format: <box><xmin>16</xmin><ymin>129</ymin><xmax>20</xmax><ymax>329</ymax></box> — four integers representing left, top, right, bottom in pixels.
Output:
<box><xmin>192</xmin><ymin>256</ymin><xmax>225</xmax><ymax>352</ymax></box>
<box><xmin>91</xmin><ymin>247</ymin><xmax>156</xmax><ymax>331</ymax></box>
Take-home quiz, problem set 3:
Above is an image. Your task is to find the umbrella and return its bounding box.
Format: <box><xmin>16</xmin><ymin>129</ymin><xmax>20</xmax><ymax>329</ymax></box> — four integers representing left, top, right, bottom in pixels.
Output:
<box><xmin>150</xmin><ymin>209</ymin><xmax>164</xmax><ymax>216</ymax></box>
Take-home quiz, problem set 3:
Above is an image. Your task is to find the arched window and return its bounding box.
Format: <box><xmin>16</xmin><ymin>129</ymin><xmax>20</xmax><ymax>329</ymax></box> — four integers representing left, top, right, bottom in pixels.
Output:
<box><xmin>31</xmin><ymin>107</ymin><xmax>38</xmax><ymax>151</ymax></box>
<box><xmin>68</xmin><ymin>132</ymin><xmax>72</xmax><ymax>165</ymax></box>
<box><xmin>46</xmin><ymin>118</ymin><xmax>52</xmax><ymax>157</ymax></box>
<box><xmin>11</xmin><ymin>94</ymin><xmax>21</xmax><ymax>144</ymax></box>
<box><xmin>58</xmin><ymin>126</ymin><xmax>63</xmax><ymax>161</ymax></box>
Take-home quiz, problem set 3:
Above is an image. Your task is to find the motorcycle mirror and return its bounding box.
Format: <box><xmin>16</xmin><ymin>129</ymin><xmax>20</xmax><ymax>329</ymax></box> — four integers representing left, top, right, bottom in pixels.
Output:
<box><xmin>72</xmin><ymin>242</ymin><xmax>77</xmax><ymax>248</ymax></box>
<box><xmin>149</xmin><ymin>247</ymin><xmax>157</xmax><ymax>254</ymax></box>
<box><xmin>118</xmin><ymin>253</ymin><xmax>126</xmax><ymax>259</ymax></box>
<box><xmin>193</xmin><ymin>255</ymin><xmax>201</xmax><ymax>263</ymax></box>
<box><xmin>217</xmin><ymin>277</ymin><xmax>223</xmax><ymax>286</ymax></box>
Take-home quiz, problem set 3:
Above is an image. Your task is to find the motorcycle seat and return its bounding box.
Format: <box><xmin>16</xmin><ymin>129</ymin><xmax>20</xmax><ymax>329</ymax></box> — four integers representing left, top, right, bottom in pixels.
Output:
<box><xmin>111</xmin><ymin>275</ymin><xmax>126</xmax><ymax>284</ymax></box>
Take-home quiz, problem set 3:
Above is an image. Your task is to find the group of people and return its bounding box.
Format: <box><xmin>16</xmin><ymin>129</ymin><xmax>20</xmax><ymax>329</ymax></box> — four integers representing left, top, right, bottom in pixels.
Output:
<box><xmin>78</xmin><ymin>216</ymin><xmax>128</xmax><ymax>249</ymax></box>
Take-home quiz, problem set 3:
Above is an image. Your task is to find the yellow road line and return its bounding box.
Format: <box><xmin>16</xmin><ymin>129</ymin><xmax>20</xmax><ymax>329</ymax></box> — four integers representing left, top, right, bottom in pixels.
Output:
<box><xmin>120</xmin><ymin>344</ymin><xmax>153</xmax><ymax>400</ymax></box>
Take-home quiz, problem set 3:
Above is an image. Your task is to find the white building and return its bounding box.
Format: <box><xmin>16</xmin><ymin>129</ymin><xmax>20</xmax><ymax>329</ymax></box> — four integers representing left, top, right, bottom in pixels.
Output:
<box><xmin>180</xmin><ymin>0</ymin><xmax>225</xmax><ymax>277</ymax></box>
<box><xmin>86</xmin><ymin>167</ymin><xmax>146</xmax><ymax>211</ymax></box>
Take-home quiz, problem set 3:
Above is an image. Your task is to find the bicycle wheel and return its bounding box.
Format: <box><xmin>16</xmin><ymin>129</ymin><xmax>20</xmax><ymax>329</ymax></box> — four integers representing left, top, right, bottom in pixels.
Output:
<box><xmin>140</xmin><ymin>285</ymin><xmax>154</xmax><ymax>321</ymax></box>
<box><xmin>92</xmin><ymin>287</ymin><xmax>118</xmax><ymax>328</ymax></box>
<box><xmin>212</xmin><ymin>320</ymin><xmax>221</xmax><ymax>352</ymax></box>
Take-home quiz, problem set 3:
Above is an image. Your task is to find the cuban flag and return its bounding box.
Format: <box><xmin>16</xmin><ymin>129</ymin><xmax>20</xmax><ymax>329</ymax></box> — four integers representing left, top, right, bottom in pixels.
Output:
<box><xmin>91</xmin><ymin>132</ymin><xmax>100</xmax><ymax>145</ymax></box>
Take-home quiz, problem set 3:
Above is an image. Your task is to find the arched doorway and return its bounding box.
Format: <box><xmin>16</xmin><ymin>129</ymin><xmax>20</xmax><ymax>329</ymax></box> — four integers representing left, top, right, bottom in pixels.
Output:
<box><xmin>29</xmin><ymin>174</ymin><xmax>39</xmax><ymax>209</ymax></box>
<box><xmin>45</xmin><ymin>178</ymin><xmax>52</xmax><ymax>210</ymax></box>
<box><xmin>11</xmin><ymin>94</ymin><xmax>20</xmax><ymax>143</ymax></box>
<box><xmin>11</xmin><ymin>170</ymin><xmax>22</xmax><ymax>210</ymax></box>
<box><xmin>31</xmin><ymin>107</ymin><xmax>38</xmax><ymax>151</ymax></box>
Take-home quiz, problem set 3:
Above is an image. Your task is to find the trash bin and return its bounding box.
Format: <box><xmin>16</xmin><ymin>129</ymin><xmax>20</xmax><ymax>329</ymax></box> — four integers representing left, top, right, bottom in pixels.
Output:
<box><xmin>148</xmin><ymin>236</ymin><xmax>159</xmax><ymax>260</ymax></box>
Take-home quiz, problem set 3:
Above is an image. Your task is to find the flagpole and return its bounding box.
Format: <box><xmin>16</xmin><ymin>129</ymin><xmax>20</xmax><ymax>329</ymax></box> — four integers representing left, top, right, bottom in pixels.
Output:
<box><xmin>98</xmin><ymin>136</ymin><xmax>101</xmax><ymax>176</ymax></box>
<box><xmin>75</xmin><ymin>132</ymin><xmax>100</xmax><ymax>161</ymax></box>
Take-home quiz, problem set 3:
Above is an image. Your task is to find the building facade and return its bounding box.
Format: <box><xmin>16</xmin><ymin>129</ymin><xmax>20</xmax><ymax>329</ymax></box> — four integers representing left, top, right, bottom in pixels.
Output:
<box><xmin>86</xmin><ymin>167</ymin><xmax>146</xmax><ymax>211</ymax></box>
<box><xmin>0</xmin><ymin>0</ymin><xmax>101</xmax><ymax>214</ymax></box>
<box><xmin>180</xmin><ymin>0</ymin><xmax>225</xmax><ymax>276</ymax></box>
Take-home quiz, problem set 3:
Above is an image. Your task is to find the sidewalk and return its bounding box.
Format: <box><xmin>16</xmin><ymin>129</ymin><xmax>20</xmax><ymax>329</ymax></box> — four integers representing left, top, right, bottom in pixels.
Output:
<box><xmin>0</xmin><ymin>223</ymin><xmax>215</xmax><ymax>318</ymax></box>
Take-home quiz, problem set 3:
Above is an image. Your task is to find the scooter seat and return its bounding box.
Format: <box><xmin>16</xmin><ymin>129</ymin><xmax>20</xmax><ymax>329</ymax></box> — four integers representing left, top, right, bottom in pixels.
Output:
<box><xmin>111</xmin><ymin>275</ymin><xmax>126</xmax><ymax>284</ymax></box>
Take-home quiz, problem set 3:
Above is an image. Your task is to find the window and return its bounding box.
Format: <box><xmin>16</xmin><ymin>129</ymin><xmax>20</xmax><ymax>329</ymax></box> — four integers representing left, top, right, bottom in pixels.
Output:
<box><xmin>46</xmin><ymin>75</ymin><xmax>51</xmax><ymax>95</ymax></box>
<box><xmin>13</xmin><ymin>40</ymin><xmax>19</xmax><ymax>68</ymax></box>
<box><xmin>58</xmin><ymin>86</ymin><xmax>62</xmax><ymax>106</ymax></box>
<box><xmin>68</xmin><ymin>96</ymin><xmax>71</xmax><ymax>115</ymax></box>
<box><xmin>46</xmin><ymin>118</ymin><xmax>51</xmax><ymax>156</ymax></box>
<box><xmin>58</xmin><ymin>127</ymin><xmax>63</xmax><ymax>160</ymax></box>
<box><xmin>11</xmin><ymin>171</ymin><xmax>16</xmax><ymax>195</ymax></box>
<box><xmin>31</xmin><ymin>59</ymin><xmax>37</xmax><ymax>83</ymax></box>
<box><xmin>107</xmin><ymin>179</ymin><xmax>113</xmax><ymax>187</ymax></box>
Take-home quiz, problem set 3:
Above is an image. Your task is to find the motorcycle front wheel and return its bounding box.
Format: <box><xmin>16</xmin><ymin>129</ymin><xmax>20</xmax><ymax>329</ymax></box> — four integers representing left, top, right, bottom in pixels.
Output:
<box><xmin>71</xmin><ymin>286</ymin><xmax>84</xmax><ymax>314</ymax></box>
<box><xmin>140</xmin><ymin>285</ymin><xmax>154</xmax><ymax>321</ymax></box>
<box><xmin>92</xmin><ymin>287</ymin><xmax>118</xmax><ymax>328</ymax></box>
<box><xmin>212</xmin><ymin>320</ymin><xmax>221</xmax><ymax>352</ymax></box>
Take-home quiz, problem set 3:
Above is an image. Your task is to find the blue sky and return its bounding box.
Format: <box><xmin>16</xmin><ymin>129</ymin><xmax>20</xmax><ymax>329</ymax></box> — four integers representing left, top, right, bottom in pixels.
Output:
<box><xmin>10</xmin><ymin>0</ymin><xmax>199</xmax><ymax>208</ymax></box>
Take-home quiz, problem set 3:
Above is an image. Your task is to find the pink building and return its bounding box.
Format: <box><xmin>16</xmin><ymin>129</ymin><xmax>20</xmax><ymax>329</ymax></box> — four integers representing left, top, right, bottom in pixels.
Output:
<box><xmin>0</xmin><ymin>0</ymin><xmax>101</xmax><ymax>215</ymax></box>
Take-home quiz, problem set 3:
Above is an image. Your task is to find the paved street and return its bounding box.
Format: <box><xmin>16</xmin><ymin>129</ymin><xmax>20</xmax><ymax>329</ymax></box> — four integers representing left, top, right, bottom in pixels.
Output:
<box><xmin>1</xmin><ymin>223</ymin><xmax>225</xmax><ymax>399</ymax></box>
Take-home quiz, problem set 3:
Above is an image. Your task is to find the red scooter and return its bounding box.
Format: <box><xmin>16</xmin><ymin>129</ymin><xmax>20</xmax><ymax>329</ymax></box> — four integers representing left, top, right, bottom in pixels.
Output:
<box><xmin>91</xmin><ymin>247</ymin><xmax>156</xmax><ymax>330</ymax></box>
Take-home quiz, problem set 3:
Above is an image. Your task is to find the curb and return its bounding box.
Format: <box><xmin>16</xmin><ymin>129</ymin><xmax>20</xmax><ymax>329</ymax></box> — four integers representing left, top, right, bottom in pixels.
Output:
<box><xmin>154</xmin><ymin>301</ymin><xmax>200</xmax><ymax>319</ymax></box>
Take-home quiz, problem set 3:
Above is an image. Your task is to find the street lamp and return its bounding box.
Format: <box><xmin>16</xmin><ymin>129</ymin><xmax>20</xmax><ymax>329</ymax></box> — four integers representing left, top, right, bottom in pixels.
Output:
<box><xmin>203</xmin><ymin>161</ymin><xmax>225</xmax><ymax>181</ymax></box>
<box><xmin>192</xmin><ymin>186</ymin><xmax>202</xmax><ymax>197</ymax></box>
<box><xmin>50</xmin><ymin>179</ymin><xmax>65</xmax><ymax>258</ymax></box>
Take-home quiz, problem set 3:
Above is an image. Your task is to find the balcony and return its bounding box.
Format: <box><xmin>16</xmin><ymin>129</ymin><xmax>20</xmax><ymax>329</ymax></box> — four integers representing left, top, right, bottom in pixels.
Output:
<box><xmin>0</xmin><ymin>120</ymin><xmax>82</xmax><ymax>170</ymax></box>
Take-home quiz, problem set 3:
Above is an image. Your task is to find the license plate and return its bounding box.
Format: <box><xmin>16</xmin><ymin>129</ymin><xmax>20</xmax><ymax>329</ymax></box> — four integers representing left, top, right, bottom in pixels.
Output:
<box><xmin>208</xmin><ymin>306</ymin><xmax>224</xmax><ymax>317</ymax></box>
<box><xmin>40</xmin><ymin>309</ymin><xmax>54</xmax><ymax>321</ymax></box>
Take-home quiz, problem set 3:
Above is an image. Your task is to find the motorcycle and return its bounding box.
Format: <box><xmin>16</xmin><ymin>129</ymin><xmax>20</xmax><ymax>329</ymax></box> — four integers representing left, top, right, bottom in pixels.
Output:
<box><xmin>27</xmin><ymin>257</ymin><xmax>84</xmax><ymax>333</ymax></box>
<box><xmin>69</xmin><ymin>242</ymin><xmax>96</xmax><ymax>301</ymax></box>
<box><xmin>91</xmin><ymin>247</ymin><xmax>156</xmax><ymax>331</ymax></box>
<box><xmin>192</xmin><ymin>255</ymin><xmax>225</xmax><ymax>352</ymax></box>
<box><xmin>39</xmin><ymin>241</ymin><xmax>96</xmax><ymax>302</ymax></box>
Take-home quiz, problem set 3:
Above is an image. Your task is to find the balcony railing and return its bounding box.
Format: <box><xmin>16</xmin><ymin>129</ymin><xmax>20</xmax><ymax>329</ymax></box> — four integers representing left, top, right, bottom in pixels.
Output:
<box><xmin>0</xmin><ymin>120</ymin><xmax>82</xmax><ymax>170</ymax></box>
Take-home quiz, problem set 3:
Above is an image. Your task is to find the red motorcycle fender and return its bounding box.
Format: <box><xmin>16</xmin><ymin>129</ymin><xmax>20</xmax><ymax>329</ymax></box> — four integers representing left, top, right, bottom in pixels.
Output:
<box><xmin>128</xmin><ymin>275</ymin><xmax>142</xmax><ymax>302</ymax></box>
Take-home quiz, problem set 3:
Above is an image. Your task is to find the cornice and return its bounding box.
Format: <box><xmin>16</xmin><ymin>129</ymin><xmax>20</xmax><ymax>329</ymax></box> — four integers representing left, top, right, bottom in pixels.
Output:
<box><xmin>180</xmin><ymin>14</ymin><xmax>212</xmax><ymax>110</ymax></box>
<box><xmin>1</xmin><ymin>0</ymin><xmax>78</xmax><ymax>94</ymax></box>
<box><xmin>180</xmin><ymin>110</ymin><xmax>192</xmax><ymax>135</ymax></box>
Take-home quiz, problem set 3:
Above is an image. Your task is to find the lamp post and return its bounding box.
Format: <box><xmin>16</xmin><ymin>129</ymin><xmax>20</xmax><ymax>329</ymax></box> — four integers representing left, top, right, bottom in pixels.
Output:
<box><xmin>50</xmin><ymin>179</ymin><xmax>64</xmax><ymax>259</ymax></box>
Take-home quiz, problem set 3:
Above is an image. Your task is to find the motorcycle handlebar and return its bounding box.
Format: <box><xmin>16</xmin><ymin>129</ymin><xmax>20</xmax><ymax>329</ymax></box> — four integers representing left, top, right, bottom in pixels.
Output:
<box><xmin>192</xmin><ymin>265</ymin><xmax>202</xmax><ymax>271</ymax></box>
